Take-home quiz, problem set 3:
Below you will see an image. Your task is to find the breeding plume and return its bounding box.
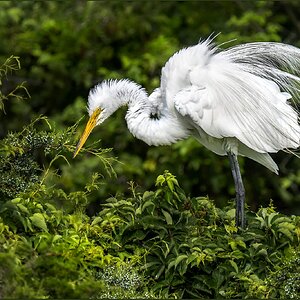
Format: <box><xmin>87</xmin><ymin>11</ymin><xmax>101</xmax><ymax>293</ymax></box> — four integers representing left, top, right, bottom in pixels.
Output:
<box><xmin>74</xmin><ymin>39</ymin><xmax>300</xmax><ymax>228</ymax></box>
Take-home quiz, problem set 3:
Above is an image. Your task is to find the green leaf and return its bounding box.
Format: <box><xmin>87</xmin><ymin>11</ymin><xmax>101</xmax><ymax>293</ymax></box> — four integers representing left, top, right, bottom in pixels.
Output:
<box><xmin>161</xmin><ymin>209</ymin><xmax>173</xmax><ymax>225</ymax></box>
<box><xmin>231</xmin><ymin>250</ymin><xmax>246</xmax><ymax>259</ymax></box>
<box><xmin>229</xmin><ymin>260</ymin><xmax>239</xmax><ymax>274</ymax></box>
<box><xmin>211</xmin><ymin>268</ymin><xmax>225</xmax><ymax>290</ymax></box>
<box><xmin>174</xmin><ymin>254</ymin><xmax>188</xmax><ymax>268</ymax></box>
<box><xmin>142</xmin><ymin>261</ymin><xmax>161</xmax><ymax>270</ymax></box>
<box><xmin>155</xmin><ymin>265</ymin><xmax>165</xmax><ymax>280</ymax></box>
<box><xmin>141</xmin><ymin>199</ymin><xmax>155</xmax><ymax>213</ymax></box>
<box><xmin>29</xmin><ymin>213</ymin><xmax>48</xmax><ymax>232</ymax></box>
<box><xmin>191</xmin><ymin>281</ymin><xmax>212</xmax><ymax>295</ymax></box>
<box><xmin>278</xmin><ymin>227</ymin><xmax>294</xmax><ymax>241</ymax></box>
<box><xmin>256</xmin><ymin>248</ymin><xmax>268</xmax><ymax>257</ymax></box>
<box><xmin>267</xmin><ymin>212</ymin><xmax>279</xmax><ymax>227</ymax></box>
<box><xmin>17</xmin><ymin>203</ymin><xmax>29</xmax><ymax>214</ymax></box>
<box><xmin>11</xmin><ymin>197</ymin><xmax>22</xmax><ymax>204</ymax></box>
<box><xmin>187</xmin><ymin>253</ymin><xmax>198</xmax><ymax>265</ymax></box>
<box><xmin>52</xmin><ymin>234</ymin><xmax>62</xmax><ymax>243</ymax></box>
<box><xmin>91</xmin><ymin>216</ymin><xmax>102</xmax><ymax>226</ymax></box>
<box><xmin>155</xmin><ymin>174</ymin><xmax>165</xmax><ymax>186</ymax></box>
<box><xmin>167</xmin><ymin>180</ymin><xmax>174</xmax><ymax>191</ymax></box>
<box><xmin>167</xmin><ymin>259</ymin><xmax>176</xmax><ymax>271</ymax></box>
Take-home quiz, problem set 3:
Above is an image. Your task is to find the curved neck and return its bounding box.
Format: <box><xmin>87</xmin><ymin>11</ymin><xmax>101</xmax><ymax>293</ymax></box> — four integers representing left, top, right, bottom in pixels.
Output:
<box><xmin>92</xmin><ymin>79</ymin><xmax>190</xmax><ymax>145</ymax></box>
<box><xmin>109</xmin><ymin>80</ymin><xmax>190</xmax><ymax>146</ymax></box>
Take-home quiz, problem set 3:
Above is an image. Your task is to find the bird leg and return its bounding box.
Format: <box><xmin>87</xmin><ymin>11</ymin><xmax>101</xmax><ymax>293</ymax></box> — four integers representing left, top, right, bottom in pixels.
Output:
<box><xmin>227</xmin><ymin>152</ymin><xmax>245</xmax><ymax>228</ymax></box>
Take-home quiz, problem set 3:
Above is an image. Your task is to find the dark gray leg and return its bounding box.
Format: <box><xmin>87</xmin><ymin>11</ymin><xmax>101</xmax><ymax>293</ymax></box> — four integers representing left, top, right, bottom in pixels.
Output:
<box><xmin>227</xmin><ymin>152</ymin><xmax>245</xmax><ymax>228</ymax></box>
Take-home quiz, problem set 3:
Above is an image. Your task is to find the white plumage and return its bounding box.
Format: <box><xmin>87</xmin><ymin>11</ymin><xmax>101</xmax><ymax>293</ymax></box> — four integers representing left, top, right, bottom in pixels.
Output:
<box><xmin>74</xmin><ymin>38</ymin><xmax>300</xmax><ymax>227</ymax></box>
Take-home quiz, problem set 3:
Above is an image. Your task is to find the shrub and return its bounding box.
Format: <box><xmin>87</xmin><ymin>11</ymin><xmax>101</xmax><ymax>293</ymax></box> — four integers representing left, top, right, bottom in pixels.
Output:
<box><xmin>98</xmin><ymin>171</ymin><xmax>300</xmax><ymax>298</ymax></box>
<box><xmin>0</xmin><ymin>56</ymin><xmax>153</xmax><ymax>299</ymax></box>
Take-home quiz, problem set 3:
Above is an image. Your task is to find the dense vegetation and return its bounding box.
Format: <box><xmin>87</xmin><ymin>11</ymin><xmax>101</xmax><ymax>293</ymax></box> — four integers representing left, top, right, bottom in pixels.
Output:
<box><xmin>1</xmin><ymin>1</ymin><xmax>300</xmax><ymax>298</ymax></box>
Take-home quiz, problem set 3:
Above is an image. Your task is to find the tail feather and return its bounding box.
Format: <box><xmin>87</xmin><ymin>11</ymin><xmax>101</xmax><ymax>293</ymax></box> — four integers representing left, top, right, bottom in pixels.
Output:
<box><xmin>223</xmin><ymin>42</ymin><xmax>300</xmax><ymax>102</ymax></box>
<box><xmin>238</xmin><ymin>142</ymin><xmax>279</xmax><ymax>174</ymax></box>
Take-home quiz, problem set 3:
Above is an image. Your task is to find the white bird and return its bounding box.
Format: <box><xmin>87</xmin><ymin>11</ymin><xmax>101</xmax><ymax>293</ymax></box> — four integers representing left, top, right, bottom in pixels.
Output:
<box><xmin>74</xmin><ymin>38</ymin><xmax>300</xmax><ymax>228</ymax></box>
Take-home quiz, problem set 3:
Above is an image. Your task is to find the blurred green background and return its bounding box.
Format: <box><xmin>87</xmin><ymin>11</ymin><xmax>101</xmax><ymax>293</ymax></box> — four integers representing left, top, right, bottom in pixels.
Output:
<box><xmin>1</xmin><ymin>0</ymin><xmax>300</xmax><ymax>214</ymax></box>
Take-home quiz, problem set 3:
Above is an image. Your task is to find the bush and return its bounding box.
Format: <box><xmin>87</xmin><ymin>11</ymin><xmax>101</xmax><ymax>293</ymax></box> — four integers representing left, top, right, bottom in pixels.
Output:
<box><xmin>97</xmin><ymin>171</ymin><xmax>300</xmax><ymax>298</ymax></box>
<box><xmin>0</xmin><ymin>56</ymin><xmax>153</xmax><ymax>299</ymax></box>
<box><xmin>0</xmin><ymin>121</ymin><xmax>155</xmax><ymax>298</ymax></box>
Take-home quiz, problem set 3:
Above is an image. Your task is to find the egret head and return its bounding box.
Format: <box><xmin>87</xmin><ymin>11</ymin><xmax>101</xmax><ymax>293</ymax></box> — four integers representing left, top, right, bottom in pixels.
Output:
<box><xmin>73</xmin><ymin>81</ymin><xmax>117</xmax><ymax>158</ymax></box>
<box><xmin>73</xmin><ymin>79</ymin><xmax>142</xmax><ymax>157</ymax></box>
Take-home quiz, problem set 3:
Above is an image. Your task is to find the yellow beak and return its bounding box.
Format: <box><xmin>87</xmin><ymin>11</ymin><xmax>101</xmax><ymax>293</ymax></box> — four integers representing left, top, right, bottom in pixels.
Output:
<box><xmin>73</xmin><ymin>108</ymin><xmax>102</xmax><ymax>158</ymax></box>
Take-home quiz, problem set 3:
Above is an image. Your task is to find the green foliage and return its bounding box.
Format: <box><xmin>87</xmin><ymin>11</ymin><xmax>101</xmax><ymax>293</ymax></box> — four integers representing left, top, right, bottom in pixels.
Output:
<box><xmin>1</xmin><ymin>1</ymin><xmax>300</xmax><ymax>214</ymax></box>
<box><xmin>264</xmin><ymin>248</ymin><xmax>300</xmax><ymax>298</ymax></box>
<box><xmin>1</xmin><ymin>2</ymin><xmax>300</xmax><ymax>298</ymax></box>
<box><xmin>2</xmin><ymin>153</ymin><xmax>299</xmax><ymax>298</ymax></box>
<box><xmin>220</xmin><ymin>1</ymin><xmax>283</xmax><ymax>44</ymax></box>
<box><xmin>95</xmin><ymin>264</ymin><xmax>155</xmax><ymax>299</ymax></box>
<box><xmin>0</xmin><ymin>118</ymin><xmax>65</xmax><ymax>199</ymax></box>
<box><xmin>0</xmin><ymin>147</ymin><xmax>153</xmax><ymax>298</ymax></box>
<box><xmin>0</xmin><ymin>58</ymin><xmax>152</xmax><ymax>298</ymax></box>
<box><xmin>0</xmin><ymin>55</ymin><xmax>29</xmax><ymax>112</ymax></box>
<box><xmin>97</xmin><ymin>171</ymin><xmax>300</xmax><ymax>298</ymax></box>
<box><xmin>0</xmin><ymin>184</ymin><xmax>154</xmax><ymax>298</ymax></box>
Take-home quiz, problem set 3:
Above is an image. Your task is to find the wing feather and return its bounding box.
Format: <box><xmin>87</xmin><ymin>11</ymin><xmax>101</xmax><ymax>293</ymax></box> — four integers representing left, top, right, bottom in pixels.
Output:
<box><xmin>173</xmin><ymin>40</ymin><xmax>300</xmax><ymax>154</ymax></box>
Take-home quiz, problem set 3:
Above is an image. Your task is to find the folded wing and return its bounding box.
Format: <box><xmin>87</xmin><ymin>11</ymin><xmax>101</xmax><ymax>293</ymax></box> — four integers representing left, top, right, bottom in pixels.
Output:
<box><xmin>174</xmin><ymin>43</ymin><xmax>300</xmax><ymax>154</ymax></box>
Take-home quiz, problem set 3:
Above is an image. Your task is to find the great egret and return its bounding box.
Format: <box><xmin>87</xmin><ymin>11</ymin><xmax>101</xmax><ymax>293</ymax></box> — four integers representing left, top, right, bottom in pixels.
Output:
<box><xmin>74</xmin><ymin>38</ymin><xmax>300</xmax><ymax>228</ymax></box>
